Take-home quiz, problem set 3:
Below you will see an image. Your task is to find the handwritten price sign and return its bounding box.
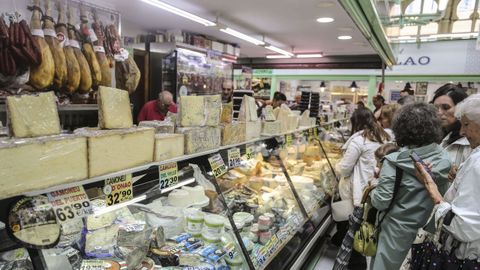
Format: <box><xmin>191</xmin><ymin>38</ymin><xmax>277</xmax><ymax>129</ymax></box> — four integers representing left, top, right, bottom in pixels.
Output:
<box><xmin>104</xmin><ymin>174</ymin><xmax>133</xmax><ymax>206</ymax></box>
<box><xmin>209</xmin><ymin>154</ymin><xmax>228</xmax><ymax>178</ymax></box>
<box><xmin>228</xmin><ymin>148</ymin><xmax>241</xmax><ymax>168</ymax></box>
<box><xmin>47</xmin><ymin>186</ymin><xmax>93</xmax><ymax>223</ymax></box>
<box><xmin>159</xmin><ymin>163</ymin><xmax>179</xmax><ymax>190</ymax></box>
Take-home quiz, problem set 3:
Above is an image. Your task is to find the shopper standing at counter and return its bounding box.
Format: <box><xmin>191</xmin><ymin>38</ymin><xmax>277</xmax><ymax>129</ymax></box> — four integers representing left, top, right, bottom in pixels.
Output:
<box><xmin>414</xmin><ymin>94</ymin><xmax>480</xmax><ymax>267</ymax></box>
<box><xmin>369</xmin><ymin>103</ymin><xmax>451</xmax><ymax>270</ymax></box>
<box><xmin>333</xmin><ymin>108</ymin><xmax>391</xmax><ymax>269</ymax></box>
<box><xmin>137</xmin><ymin>91</ymin><xmax>177</xmax><ymax>122</ymax></box>
<box><xmin>431</xmin><ymin>83</ymin><xmax>471</xmax><ymax>168</ymax></box>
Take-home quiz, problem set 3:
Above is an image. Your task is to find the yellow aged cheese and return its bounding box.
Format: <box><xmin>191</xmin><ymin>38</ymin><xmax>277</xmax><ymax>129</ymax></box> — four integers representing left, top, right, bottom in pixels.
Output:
<box><xmin>154</xmin><ymin>133</ymin><xmax>184</xmax><ymax>161</ymax></box>
<box><xmin>179</xmin><ymin>95</ymin><xmax>221</xmax><ymax>127</ymax></box>
<box><xmin>246</xmin><ymin>121</ymin><xmax>262</xmax><ymax>140</ymax></box>
<box><xmin>262</xmin><ymin>121</ymin><xmax>281</xmax><ymax>136</ymax></box>
<box><xmin>6</xmin><ymin>92</ymin><xmax>61</xmax><ymax>138</ymax></box>
<box><xmin>221</xmin><ymin>102</ymin><xmax>233</xmax><ymax>124</ymax></box>
<box><xmin>0</xmin><ymin>135</ymin><xmax>87</xmax><ymax>199</ymax></box>
<box><xmin>222</xmin><ymin>122</ymin><xmax>246</xmax><ymax>146</ymax></box>
<box><xmin>75</xmin><ymin>127</ymin><xmax>154</xmax><ymax>177</ymax></box>
<box><xmin>98</xmin><ymin>86</ymin><xmax>133</xmax><ymax>129</ymax></box>
<box><xmin>176</xmin><ymin>127</ymin><xmax>221</xmax><ymax>154</ymax></box>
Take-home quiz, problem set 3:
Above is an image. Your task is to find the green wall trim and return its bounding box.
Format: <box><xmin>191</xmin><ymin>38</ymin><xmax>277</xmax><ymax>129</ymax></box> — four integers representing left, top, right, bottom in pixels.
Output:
<box><xmin>378</xmin><ymin>75</ymin><xmax>480</xmax><ymax>81</ymax></box>
<box><xmin>367</xmin><ymin>76</ymin><xmax>377</xmax><ymax>109</ymax></box>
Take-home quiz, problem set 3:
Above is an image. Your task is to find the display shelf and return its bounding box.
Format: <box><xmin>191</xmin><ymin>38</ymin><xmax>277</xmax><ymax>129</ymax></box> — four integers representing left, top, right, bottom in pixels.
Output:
<box><xmin>0</xmin><ymin>103</ymin><xmax>98</xmax><ymax>112</ymax></box>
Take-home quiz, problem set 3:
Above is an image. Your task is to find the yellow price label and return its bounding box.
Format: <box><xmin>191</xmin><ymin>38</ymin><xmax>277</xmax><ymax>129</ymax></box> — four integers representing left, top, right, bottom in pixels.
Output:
<box><xmin>285</xmin><ymin>134</ymin><xmax>293</xmax><ymax>147</ymax></box>
<box><xmin>159</xmin><ymin>162</ymin><xmax>179</xmax><ymax>190</ymax></box>
<box><xmin>104</xmin><ymin>174</ymin><xmax>133</xmax><ymax>206</ymax></box>
<box><xmin>209</xmin><ymin>154</ymin><xmax>228</xmax><ymax>178</ymax></box>
<box><xmin>245</xmin><ymin>145</ymin><xmax>254</xmax><ymax>160</ymax></box>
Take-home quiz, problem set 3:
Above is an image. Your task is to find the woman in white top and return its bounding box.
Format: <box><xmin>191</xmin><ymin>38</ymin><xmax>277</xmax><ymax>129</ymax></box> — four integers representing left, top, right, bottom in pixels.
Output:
<box><xmin>415</xmin><ymin>94</ymin><xmax>480</xmax><ymax>263</ymax></box>
<box><xmin>332</xmin><ymin>108</ymin><xmax>391</xmax><ymax>269</ymax></box>
<box><xmin>431</xmin><ymin>84</ymin><xmax>472</xmax><ymax>166</ymax></box>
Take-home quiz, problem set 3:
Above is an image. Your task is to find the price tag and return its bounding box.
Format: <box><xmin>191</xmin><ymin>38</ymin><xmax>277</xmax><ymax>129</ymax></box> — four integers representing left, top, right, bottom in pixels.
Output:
<box><xmin>80</xmin><ymin>259</ymin><xmax>105</xmax><ymax>270</ymax></box>
<box><xmin>103</xmin><ymin>174</ymin><xmax>133</xmax><ymax>206</ymax></box>
<box><xmin>285</xmin><ymin>134</ymin><xmax>293</xmax><ymax>147</ymax></box>
<box><xmin>159</xmin><ymin>162</ymin><xmax>179</xmax><ymax>190</ymax></box>
<box><xmin>245</xmin><ymin>145</ymin><xmax>254</xmax><ymax>160</ymax></box>
<box><xmin>47</xmin><ymin>186</ymin><xmax>93</xmax><ymax>223</ymax></box>
<box><xmin>208</xmin><ymin>154</ymin><xmax>228</xmax><ymax>178</ymax></box>
<box><xmin>227</xmin><ymin>148</ymin><xmax>241</xmax><ymax>168</ymax></box>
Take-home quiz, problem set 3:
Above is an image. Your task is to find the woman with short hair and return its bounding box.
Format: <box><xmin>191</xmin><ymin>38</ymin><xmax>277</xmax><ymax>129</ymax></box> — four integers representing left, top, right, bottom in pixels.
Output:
<box><xmin>369</xmin><ymin>103</ymin><xmax>451</xmax><ymax>270</ymax></box>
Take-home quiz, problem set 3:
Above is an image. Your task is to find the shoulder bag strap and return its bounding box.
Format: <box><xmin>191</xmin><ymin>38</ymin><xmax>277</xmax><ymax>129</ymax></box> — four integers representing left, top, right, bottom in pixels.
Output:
<box><xmin>378</xmin><ymin>166</ymin><xmax>403</xmax><ymax>226</ymax></box>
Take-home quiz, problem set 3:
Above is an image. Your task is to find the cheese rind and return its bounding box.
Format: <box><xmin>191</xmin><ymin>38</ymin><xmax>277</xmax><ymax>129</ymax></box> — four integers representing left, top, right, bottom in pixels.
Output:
<box><xmin>6</xmin><ymin>92</ymin><xmax>61</xmax><ymax>138</ymax></box>
<box><xmin>139</xmin><ymin>120</ymin><xmax>175</xmax><ymax>134</ymax></box>
<box><xmin>98</xmin><ymin>86</ymin><xmax>133</xmax><ymax>129</ymax></box>
<box><xmin>75</xmin><ymin>127</ymin><xmax>155</xmax><ymax>177</ymax></box>
<box><xmin>222</xmin><ymin>122</ymin><xmax>246</xmax><ymax>146</ymax></box>
<box><xmin>0</xmin><ymin>135</ymin><xmax>88</xmax><ymax>199</ymax></box>
<box><xmin>262</xmin><ymin>121</ymin><xmax>281</xmax><ymax>136</ymax></box>
<box><xmin>246</xmin><ymin>121</ymin><xmax>262</xmax><ymax>140</ymax></box>
<box><xmin>221</xmin><ymin>102</ymin><xmax>233</xmax><ymax>124</ymax></box>
<box><xmin>238</xmin><ymin>95</ymin><xmax>258</xmax><ymax>122</ymax></box>
<box><xmin>154</xmin><ymin>133</ymin><xmax>184</xmax><ymax>161</ymax></box>
<box><xmin>176</xmin><ymin>127</ymin><xmax>221</xmax><ymax>154</ymax></box>
<box><xmin>179</xmin><ymin>95</ymin><xmax>221</xmax><ymax>127</ymax></box>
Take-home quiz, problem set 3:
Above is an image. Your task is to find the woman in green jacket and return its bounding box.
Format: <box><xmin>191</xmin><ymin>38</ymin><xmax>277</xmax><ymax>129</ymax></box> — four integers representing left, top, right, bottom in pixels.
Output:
<box><xmin>369</xmin><ymin>103</ymin><xmax>451</xmax><ymax>270</ymax></box>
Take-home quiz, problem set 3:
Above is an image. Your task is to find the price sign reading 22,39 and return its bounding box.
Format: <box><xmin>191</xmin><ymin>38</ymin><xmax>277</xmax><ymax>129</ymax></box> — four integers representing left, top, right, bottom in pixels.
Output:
<box><xmin>159</xmin><ymin>162</ymin><xmax>179</xmax><ymax>190</ymax></box>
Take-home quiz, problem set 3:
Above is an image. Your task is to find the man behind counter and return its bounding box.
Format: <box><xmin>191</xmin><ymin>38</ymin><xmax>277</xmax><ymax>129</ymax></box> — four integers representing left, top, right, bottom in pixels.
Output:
<box><xmin>137</xmin><ymin>91</ymin><xmax>177</xmax><ymax>122</ymax></box>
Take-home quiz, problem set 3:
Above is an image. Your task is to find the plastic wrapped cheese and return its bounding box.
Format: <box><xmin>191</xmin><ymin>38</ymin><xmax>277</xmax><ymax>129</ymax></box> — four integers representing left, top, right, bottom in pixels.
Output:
<box><xmin>222</xmin><ymin>122</ymin><xmax>246</xmax><ymax>146</ymax></box>
<box><xmin>178</xmin><ymin>95</ymin><xmax>221</xmax><ymax>127</ymax></box>
<box><xmin>0</xmin><ymin>134</ymin><xmax>87</xmax><ymax>199</ymax></box>
<box><xmin>176</xmin><ymin>127</ymin><xmax>221</xmax><ymax>154</ymax></box>
<box><xmin>75</xmin><ymin>127</ymin><xmax>154</xmax><ymax>177</ymax></box>
<box><xmin>6</xmin><ymin>92</ymin><xmax>61</xmax><ymax>138</ymax></box>
<box><xmin>98</xmin><ymin>86</ymin><xmax>133</xmax><ymax>129</ymax></box>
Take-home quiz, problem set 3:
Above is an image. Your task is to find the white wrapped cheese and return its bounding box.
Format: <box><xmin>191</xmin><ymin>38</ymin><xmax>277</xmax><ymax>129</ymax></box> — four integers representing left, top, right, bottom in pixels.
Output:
<box><xmin>98</xmin><ymin>86</ymin><xmax>133</xmax><ymax>129</ymax></box>
<box><xmin>139</xmin><ymin>120</ymin><xmax>175</xmax><ymax>134</ymax></box>
<box><xmin>238</xmin><ymin>95</ymin><xmax>258</xmax><ymax>122</ymax></box>
<box><xmin>222</xmin><ymin>121</ymin><xmax>246</xmax><ymax>146</ymax></box>
<box><xmin>0</xmin><ymin>135</ymin><xmax>88</xmax><ymax>199</ymax></box>
<box><xmin>246</xmin><ymin>121</ymin><xmax>262</xmax><ymax>140</ymax></box>
<box><xmin>176</xmin><ymin>127</ymin><xmax>221</xmax><ymax>154</ymax></box>
<box><xmin>262</xmin><ymin>121</ymin><xmax>281</xmax><ymax>136</ymax></box>
<box><xmin>75</xmin><ymin>127</ymin><xmax>154</xmax><ymax>177</ymax></box>
<box><xmin>179</xmin><ymin>95</ymin><xmax>221</xmax><ymax>127</ymax></box>
<box><xmin>154</xmin><ymin>133</ymin><xmax>184</xmax><ymax>161</ymax></box>
<box><xmin>6</xmin><ymin>92</ymin><xmax>61</xmax><ymax>138</ymax></box>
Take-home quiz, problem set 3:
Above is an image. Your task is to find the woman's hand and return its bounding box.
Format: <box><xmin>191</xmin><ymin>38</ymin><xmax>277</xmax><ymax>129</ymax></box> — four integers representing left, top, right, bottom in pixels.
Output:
<box><xmin>448</xmin><ymin>165</ymin><xmax>458</xmax><ymax>183</ymax></box>
<box><xmin>414</xmin><ymin>162</ymin><xmax>443</xmax><ymax>204</ymax></box>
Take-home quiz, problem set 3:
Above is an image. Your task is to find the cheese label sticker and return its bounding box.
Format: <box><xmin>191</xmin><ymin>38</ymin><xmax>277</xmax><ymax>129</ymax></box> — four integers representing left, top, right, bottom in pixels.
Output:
<box><xmin>228</xmin><ymin>148</ymin><xmax>241</xmax><ymax>168</ymax></box>
<box><xmin>104</xmin><ymin>174</ymin><xmax>133</xmax><ymax>206</ymax></box>
<box><xmin>47</xmin><ymin>186</ymin><xmax>93</xmax><ymax>223</ymax></box>
<box><xmin>80</xmin><ymin>259</ymin><xmax>106</xmax><ymax>270</ymax></box>
<box><xmin>285</xmin><ymin>134</ymin><xmax>293</xmax><ymax>147</ymax></box>
<box><xmin>209</xmin><ymin>154</ymin><xmax>228</xmax><ymax>178</ymax></box>
<box><xmin>245</xmin><ymin>145</ymin><xmax>254</xmax><ymax>160</ymax></box>
<box><xmin>159</xmin><ymin>162</ymin><xmax>179</xmax><ymax>190</ymax></box>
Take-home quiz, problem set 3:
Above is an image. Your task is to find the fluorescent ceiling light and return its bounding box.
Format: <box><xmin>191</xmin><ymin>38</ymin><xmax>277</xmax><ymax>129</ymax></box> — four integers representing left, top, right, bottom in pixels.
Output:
<box><xmin>265</xmin><ymin>45</ymin><xmax>294</xmax><ymax>57</ymax></box>
<box><xmin>141</xmin><ymin>0</ymin><xmax>216</xmax><ymax>27</ymax></box>
<box><xmin>429</xmin><ymin>32</ymin><xmax>476</xmax><ymax>39</ymax></box>
<box><xmin>266</xmin><ymin>55</ymin><xmax>291</xmax><ymax>59</ymax></box>
<box><xmin>220</xmin><ymin>27</ymin><xmax>265</xmax><ymax>45</ymax></box>
<box><xmin>297</xmin><ymin>53</ymin><xmax>323</xmax><ymax>58</ymax></box>
<box><xmin>337</xmin><ymin>35</ymin><xmax>352</xmax><ymax>40</ymax></box>
<box><xmin>316</xmin><ymin>17</ymin><xmax>334</xmax><ymax>23</ymax></box>
<box><xmin>221</xmin><ymin>57</ymin><xmax>237</xmax><ymax>63</ymax></box>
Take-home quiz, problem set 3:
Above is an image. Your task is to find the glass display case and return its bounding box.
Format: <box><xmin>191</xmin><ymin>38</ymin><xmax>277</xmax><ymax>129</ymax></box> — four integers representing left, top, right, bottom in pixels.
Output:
<box><xmin>0</xmin><ymin>127</ymin><xmax>338</xmax><ymax>270</ymax></box>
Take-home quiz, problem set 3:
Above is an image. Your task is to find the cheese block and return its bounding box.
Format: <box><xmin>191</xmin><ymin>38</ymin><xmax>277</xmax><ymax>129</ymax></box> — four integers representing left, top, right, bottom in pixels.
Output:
<box><xmin>139</xmin><ymin>120</ymin><xmax>175</xmax><ymax>134</ymax></box>
<box><xmin>238</xmin><ymin>95</ymin><xmax>258</xmax><ymax>121</ymax></box>
<box><xmin>0</xmin><ymin>135</ymin><xmax>87</xmax><ymax>199</ymax></box>
<box><xmin>276</xmin><ymin>105</ymin><xmax>291</xmax><ymax>133</ymax></box>
<box><xmin>75</xmin><ymin>127</ymin><xmax>154</xmax><ymax>177</ymax></box>
<box><xmin>6</xmin><ymin>92</ymin><xmax>61</xmax><ymax>138</ymax></box>
<box><xmin>287</xmin><ymin>115</ymin><xmax>300</xmax><ymax>132</ymax></box>
<box><xmin>262</xmin><ymin>121</ymin><xmax>281</xmax><ymax>136</ymax></box>
<box><xmin>85</xmin><ymin>225</ymin><xmax>119</xmax><ymax>256</ymax></box>
<box><xmin>299</xmin><ymin>110</ymin><xmax>316</xmax><ymax>127</ymax></box>
<box><xmin>264</xmin><ymin>105</ymin><xmax>276</xmax><ymax>121</ymax></box>
<box><xmin>246</xmin><ymin>121</ymin><xmax>262</xmax><ymax>140</ymax></box>
<box><xmin>154</xmin><ymin>133</ymin><xmax>184</xmax><ymax>161</ymax></box>
<box><xmin>221</xmin><ymin>102</ymin><xmax>233</xmax><ymax>124</ymax></box>
<box><xmin>222</xmin><ymin>121</ymin><xmax>246</xmax><ymax>146</ymax></box>
<box><xmin>176</xmin><ymin>127</ymin><xmax>221</xmax><ymax>154</ymax></box>
<box><xmin>98</xmin><ymin>86</ymin><xmax>133</xmax><ymax>129</ymax></box>
<box><xmin>179</xmin><ymin>95</ymin><xmax>221</xmax><ymax>127</ymax></box>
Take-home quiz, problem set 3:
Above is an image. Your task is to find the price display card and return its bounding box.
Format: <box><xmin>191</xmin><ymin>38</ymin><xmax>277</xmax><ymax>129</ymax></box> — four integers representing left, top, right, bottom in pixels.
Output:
<box><xmin>159</xmin><ymin>162</ymin><xmax>179</xmax><ymax>190</ymax></box>
<box><xmin>208</xmin><ymin>154</ymin><xmax>228</xmax><ymax>178</ymax></box>
<box><xmin>80</xmin><ymin>260</ymin><xmax>106</xmax><ymax>270</ymax></box>
<box><xmin>245</xmin><ymin>144</ymin><xmax>254</xmax><ymax>160</ymax></box>
<box><xmin>285</xmin><ymin>134</ymin><xmax>293</xmax><ymax>147</ymax></box>
<box><xmin>103</xmin><ymin>174</ymin><xmax>133</xmax><ymax>206</ymax></box>
<box><xmin>227</xmin><ymin>148</ymin><xmax>241</xmax><ymax>168</ymax></box>
<box><xmin>47</xmin><ymin>186</ymin><xmax>93</xmax><ymax>223</ymax></box>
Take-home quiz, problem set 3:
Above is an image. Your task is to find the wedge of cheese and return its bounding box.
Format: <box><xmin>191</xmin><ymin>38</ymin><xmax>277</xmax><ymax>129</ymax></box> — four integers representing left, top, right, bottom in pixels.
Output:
<box><xmin>179</xmin><ymin>95</ymin><xmax>221</xmax><ymax>127</ymax></box>
<box><xmin>299</xmin><ymin>110</ymin><xmax>313</xmax><ymax>127</ymax></box>
<box><xmin>98</xmin><ymin>86</ymin><xmax>133</xmax><ymax>129</ymax></box>
<box><xmin>264</xmin><ymin>105</ymin><xmax>276</xmax><ymax>121</ymax></box>
<box><xmin>6</xmin><ymin>92</ymin><xmax>61</xmax><ymax>138</ymax></box>
<box><xmin>139</xmin><ymin>120</ymin><xmax>175</xmax><ymax>134</ymax></box>
<box><xmin>222</xmin><ymin>122</ymin><xmax>246</xmax><ymax>146</ymax></box>
<box><xmin>287</xmin><ymin>115</ymin><xmax>300</xmax><ymax>132</ymax></box>
<box><xmin>0</xmin><ymin>135</ymin><xmax>87</xmax><ymax>199</ymax></box>
<box><xmin>276</xmin><ymin>105</ymin><xmax>292</xmax><ymax>133</ymax></box>
<box><xmin>238</xmin><ymin>95</ymin><xmax>258</xmax><ymax>122</ymax></box>
<box><xmin>176</xmin><ymin>127</ymin><xmax>221</xmax><ymax>154</ymax></box>
<box><xmin>246</xmin><ymin>121</ymin><xmax>262</xmax><ymax>140</ymax></box>
<box><xmin>154</xmin><ymin>133</ymin><xmax>184</xmax><ymax>161</ymax></box>
<box><xmin>262</xmin><ymin>121</ymin><xmax>281</xmax><ymax>136</ymax></box>
<box><xmin>221</xmin><ymin>102</ymin><xmax>233</xmax><ymax>124</ymax></box>
<box><xmin>75</xmin><ymin>127</ymin><xmax>154</xmax><ymax>177</ymax></box>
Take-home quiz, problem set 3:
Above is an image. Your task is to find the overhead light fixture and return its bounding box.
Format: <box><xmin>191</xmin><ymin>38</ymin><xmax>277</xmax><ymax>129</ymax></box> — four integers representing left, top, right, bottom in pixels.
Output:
<box><xmin>266</xmin><ymin>55</ymin><xmax>291</xmax><ymax>59</ymax></box>
<box><xmin>338</xmin><ymin>35</ymin><xmax>352</xmax><ymax>40</ymax></box>
<box><xmin>265</xmin><ymin>45</ymin><xmax>294</xmax><ymax>57</ymax></box>
<box><xmin>220</xmin><ymin>27</ymin><xmax>265</xmax><ymax>46</ymax></box>
<box><xmin>350</xmin><ymin>81</ymin><xmax>358</xmax><ymax>92</ymax></box>
<box><xmin>316</xmin><ymin>17</ymin><xmax>334</xmax><ymax>23</ymax></box>
<box><xmin>221</xmin><ymin>57</ymin><xmax>237</xmax><ymax>63</ymax></box>
<box><xmin>320</xmin><ymin>81</ymin><xmax>326</xmax><ymax>92</ymax></box>
<box><xmin>140</xmin><ymin>0</ymin><xmax>216</xmax><ymax>27</ymax></box>
<box><xmin>297</xmin><ymin>53</ymin><xmax>323</xmax><ymax>58</ymax></box>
